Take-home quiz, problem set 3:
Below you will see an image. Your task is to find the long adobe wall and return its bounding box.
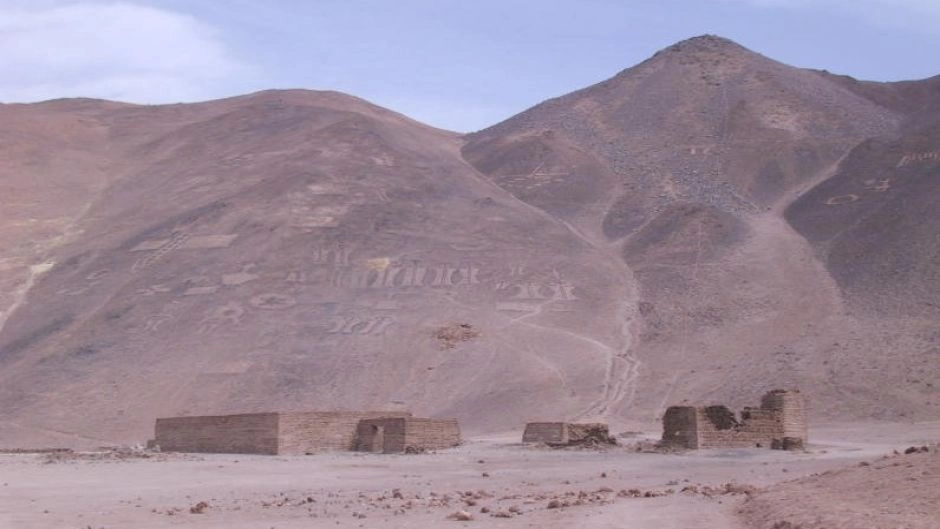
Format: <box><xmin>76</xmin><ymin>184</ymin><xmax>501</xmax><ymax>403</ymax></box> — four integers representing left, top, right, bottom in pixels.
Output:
<box><xmin>154</xmin><ymin>411</ymin><xmax>458</xmax><ymax>455</ymax></box>
<box><xmin>277</xmin><ymin>411</ymin><xmax>411</xmax><ymax>454</ymax></box>
<box><xmin>154</xmin><ymin>411</ymin><xmax>412</xmax><ymax>455</ymax></box>
<box><xmin>403</xmin><ymin>418</ymin><xmax>461</xmax><ymax>451</ymax></box>
<box><xmin>154</xmin><ymin>413</ymin><xmax>279</xmax><ymax>455</ymax></box>
<box><xmin>355</xmin><ymin>417</ymin><xmax>461</xmax><ymax>453</ymax></box>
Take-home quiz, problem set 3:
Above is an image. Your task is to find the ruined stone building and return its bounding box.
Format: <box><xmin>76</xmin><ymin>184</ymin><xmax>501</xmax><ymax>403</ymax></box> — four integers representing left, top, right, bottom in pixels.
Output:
<box><xmin>354</xmin><ymin>417</ymin><xmax>461</xmax><ymax>453</ymax></box>
<box><xmin>661</xmin><ymin>389</ymin><xmax>807</xmax><ymax>450</ymax></box>
<box><xmin>522</xmin><ymin>422</ymin><xmax>615</xmax><ymax>447</ymax></box>
<box><xmin>153</xmin><ymin>411</ymin><xmax>458</xmax><ymax>455</ymax></box>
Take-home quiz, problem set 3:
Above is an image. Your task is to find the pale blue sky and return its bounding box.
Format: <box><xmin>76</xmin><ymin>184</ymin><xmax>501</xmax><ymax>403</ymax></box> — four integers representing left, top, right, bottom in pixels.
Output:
<box><xmin>1</xmin><ymin>0</ymin><xmax>938</xmax><ymax>131</ymax></box>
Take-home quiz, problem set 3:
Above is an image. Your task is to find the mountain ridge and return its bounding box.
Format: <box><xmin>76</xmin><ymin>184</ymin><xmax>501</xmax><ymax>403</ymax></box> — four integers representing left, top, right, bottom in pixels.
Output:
<box><xmin>0</xmin><ymin>35</ymin><xmax>938</xmax><ymax>447</ymax></box>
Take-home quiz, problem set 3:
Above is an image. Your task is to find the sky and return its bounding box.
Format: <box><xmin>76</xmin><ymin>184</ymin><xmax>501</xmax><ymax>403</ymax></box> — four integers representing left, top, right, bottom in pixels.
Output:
<box><xmin>0</xmin><ymin>0</ymin><xmax>938</xmax><ymax>132</ymax></box>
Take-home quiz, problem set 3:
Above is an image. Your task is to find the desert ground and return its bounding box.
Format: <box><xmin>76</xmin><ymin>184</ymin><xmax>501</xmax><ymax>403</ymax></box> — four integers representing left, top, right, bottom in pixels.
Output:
<box><xmin>2</xmin><ymin>421</ymin><xmax>938</xmax><ymax>529</ymax></box>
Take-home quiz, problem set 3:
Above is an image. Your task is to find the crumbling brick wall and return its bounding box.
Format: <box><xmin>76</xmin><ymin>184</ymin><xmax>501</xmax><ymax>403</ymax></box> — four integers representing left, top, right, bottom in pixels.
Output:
<box><xmin>761</xmin><ymin>389</ymin><xmax>807</xmax><ymax>441</ymax></box>
<box><xmin>661</xmin><ymin>407</ymin><xmax>698</xmax><ymax>449</ymax></box>
<box><xmin>355</xmin><ymin>417</ymin><xmax>461</xmax><ymax>453</ymax></box>
<box><xmin>661</xmin><ymin>390</ymin><xmax>807</xmax><ymax>450</ymax></box>
<box><xmin>565</xmin><ymin>423</ymin><xmax>614</xmax><ymax>445</ymax></box>
<box><xmin>522</xmin><ymin>422</ymin><xmax>615</xmax><ymax>446</ymax></box>
<box><xmin>523</xmin><ymin>422</ymin><xmax>568</xmax><ymax>444</ymax></box>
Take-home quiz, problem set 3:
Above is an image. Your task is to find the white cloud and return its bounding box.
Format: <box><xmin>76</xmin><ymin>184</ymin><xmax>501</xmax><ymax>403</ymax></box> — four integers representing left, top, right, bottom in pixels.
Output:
<box><xmin>722</xmin><ymin>0</ymin><xmax>940</xmax><ymax>32</ymax></box>
<box><xmin>0</xmin><ymin>2</ymin><xmax>251</xmax><ymax>103</ymax></box>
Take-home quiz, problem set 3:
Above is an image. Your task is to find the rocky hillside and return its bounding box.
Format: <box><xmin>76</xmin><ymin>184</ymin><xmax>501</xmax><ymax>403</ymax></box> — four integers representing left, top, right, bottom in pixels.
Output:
<box><xmin>1</xmin><ymin>36</ymin><xmax>938</xmax><ymax>446</ymax></box>
<box><xmin>463</xmin><ymin>35</ymin><xmax>940</xmax><ymax>422</ymax></box>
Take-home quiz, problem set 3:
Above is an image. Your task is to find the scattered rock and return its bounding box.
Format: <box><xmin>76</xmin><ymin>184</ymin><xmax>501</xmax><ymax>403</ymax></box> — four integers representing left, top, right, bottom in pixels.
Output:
<box><xmin>724</xmin><ymin>483</ymin><xmax>755</xmax><ymax>495</ymax></box>
<box><xmin>447</xmin><ymin>510</ymin><xmax>474</xmax><ymax>521</ymax></box>
<box><xmin>435</xmin><ymin>323</ymin><xmax>481</xmax><ymax>349</ymax></box>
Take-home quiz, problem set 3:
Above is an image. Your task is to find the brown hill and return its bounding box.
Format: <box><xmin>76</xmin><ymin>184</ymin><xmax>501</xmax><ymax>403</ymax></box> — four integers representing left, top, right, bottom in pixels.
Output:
<box><xmin>1</xmin><ymin>36</ymin><xmax>938</xmax><ymax>446</ymax></box>
<box><xmin>0</xmin><ymin>90</ymin><xmax>636</xmax><ymax>446</ymax></box>
<box><xmin>818</xmin><ymin>71</ymin><xmax>940</xmax><ymax>128</ymax></box>
<box><xmin>786</xmin><ymin>122</ymin><xmax>940</xmax><ymax>318</ymax></box>
<box><xmin>463</xmin><ymin>35</ymin><xmax>939</xmax><ymax>422</ymax></box>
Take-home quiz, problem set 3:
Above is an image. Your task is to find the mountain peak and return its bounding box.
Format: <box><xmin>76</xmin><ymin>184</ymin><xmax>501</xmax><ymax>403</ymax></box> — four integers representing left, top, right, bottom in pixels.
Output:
<box><xmin>664</xmin><ymin>34</ymin><xmax>748</xmax><ymax>54</ymax></box>
<box><xmin>627</xmin><ymin>34</ymin><xmax>760</xmax><ymax>76</ymax></box>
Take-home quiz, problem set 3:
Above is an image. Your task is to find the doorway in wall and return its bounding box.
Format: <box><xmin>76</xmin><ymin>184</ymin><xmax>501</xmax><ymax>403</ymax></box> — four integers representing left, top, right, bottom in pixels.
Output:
<box><xmin>369</xmin><ymin>425</ymin><xmax>385</xmax><ymax>453</ymax></box>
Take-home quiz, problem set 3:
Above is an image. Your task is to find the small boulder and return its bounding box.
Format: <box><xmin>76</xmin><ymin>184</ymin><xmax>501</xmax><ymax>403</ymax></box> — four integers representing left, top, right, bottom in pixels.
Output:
<box><xmin>447</xmin><ymin>510</ymin><xmax>474</xmax><ymax>521</ymax></box>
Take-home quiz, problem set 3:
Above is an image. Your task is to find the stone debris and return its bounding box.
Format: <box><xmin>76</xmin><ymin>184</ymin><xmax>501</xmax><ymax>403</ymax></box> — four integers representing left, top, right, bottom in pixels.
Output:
<box><xmin>139</xmin><ymin>480</ymin><xmax>761</xmax><ymax>522</ymax></box>
<box><xmin>447</xmin><ymin>510</ymin><xmax>474</xmax><ymax>521</ymax></box>
<box><xmin>435</xmin><ymin>323</ymin><xmax>481</xmax><ymax>349</ymax></box>
<box><xmin>523</xmin><ymin>422</ymin><xmax>618</xmax><ymax>448</ymax></box>
<box><xmin>40</xmin><ymin>445</ymin><xmax>185</xmax><ymax>464</ymax></box>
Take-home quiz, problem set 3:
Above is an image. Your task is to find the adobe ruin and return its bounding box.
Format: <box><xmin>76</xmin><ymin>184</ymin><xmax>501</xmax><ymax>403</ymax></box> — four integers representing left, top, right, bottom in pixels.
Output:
<box><xmin>154</xmin><ymin>411</ymin><xmax>416</xmax><ymax>455</ymax></box>
<box><xmin>354</xmin><ymin>417</ymin><xmax>461</xmax><ymax>453</ymax></box>
<box><xmin>522</xmin><ymin>422</ymin><xmax>616</xmax><ymax>447</ymax></box>
<box><xmin>661</xmin><ymin>389</ymin><xmax>807</xmax><ymax>450</ymax></box>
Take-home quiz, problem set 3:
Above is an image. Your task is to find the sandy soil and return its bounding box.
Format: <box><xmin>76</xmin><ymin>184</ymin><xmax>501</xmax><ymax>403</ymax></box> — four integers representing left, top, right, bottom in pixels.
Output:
<box><xmin>741</xmin><ymin>441</ymin><xmax>939</xmax><ymax>529</ymax></box>
<box><xmin>2</xmin><ymin>422</ymin><xmax>938</xmax><ymax>529</ymax></box>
